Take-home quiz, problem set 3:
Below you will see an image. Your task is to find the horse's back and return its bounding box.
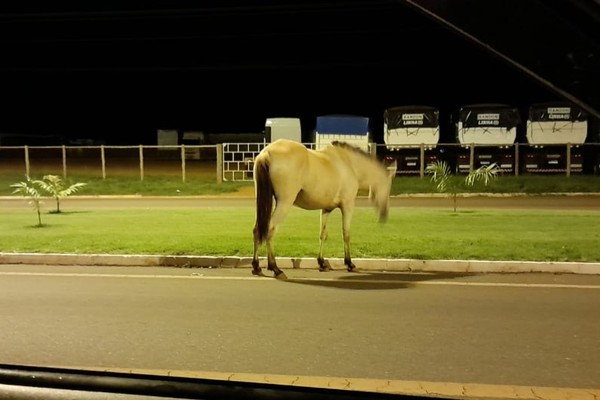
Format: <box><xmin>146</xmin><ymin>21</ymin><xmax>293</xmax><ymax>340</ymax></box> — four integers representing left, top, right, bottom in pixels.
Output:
<box><xmin>263</xmin><ymin>139</ymin><xmax>307</xmax><ymax>155</ymax></box>
<box><xmin>259</xmin><ymin>139</ymin><xmax>308</xmax><ymax>165</ymax></box>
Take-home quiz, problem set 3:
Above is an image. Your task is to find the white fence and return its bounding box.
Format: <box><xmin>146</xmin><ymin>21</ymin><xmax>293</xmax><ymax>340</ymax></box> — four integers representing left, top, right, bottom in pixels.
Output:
<box><xmin>221</xmin><ymin>143</ymin><xmax>264</xmax><ymax>182</ymax></box>
<box><xmin>0</xmin><ymin>143</ymin><xmax>598</xmax><ymax>182</ymax></box>
<box><xmin>0</xmin><ymin>145</ymin><xmax>220</xmax><ymax>182</ymax></box>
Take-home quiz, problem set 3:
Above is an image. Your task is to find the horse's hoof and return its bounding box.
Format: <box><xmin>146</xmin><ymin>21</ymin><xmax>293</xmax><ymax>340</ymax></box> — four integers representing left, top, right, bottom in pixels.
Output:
<box><xmin>274</xmin><ymin>271</ymin><xmax>288</xmax><ymax>280</ymax></box>
<box><xmin>252</xmin><ymin>269</ymin><xmax>265</xmax><ymax>277</ymax></box>
<box><xmin>347</xmin><ymin>264</ymin><xmax>357</xmax><ymax>272</ymax></box>
<box><xmin>318</xmin><ymin>259</ymin><xmax>332</xmax><ymax>272</ymax></box>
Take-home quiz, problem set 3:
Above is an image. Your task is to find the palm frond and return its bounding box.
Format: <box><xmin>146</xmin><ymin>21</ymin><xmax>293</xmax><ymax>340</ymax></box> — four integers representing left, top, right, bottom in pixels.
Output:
<box><xmin>38</xmin><ymin>175</ymin><xmax>88</xmax><ymax>197</ymax></box>
<box><xmin>10</xmin><ymin>177</ymin><xmax>42</xmax><ymax>198</ymax></box>
<box><xmin>58</xmin><ymin>182</ymin><xmax>87</xmax><ymax>197</ymax></box>
<box><xmin>465</xmin><ymin>163</ymin><xmax>500</xmax><ymax>187</ymax></box>
<box><xmin>425</xmin><ymin>161</ymin><xmax>451</xmax><ymax>193</ymax></box>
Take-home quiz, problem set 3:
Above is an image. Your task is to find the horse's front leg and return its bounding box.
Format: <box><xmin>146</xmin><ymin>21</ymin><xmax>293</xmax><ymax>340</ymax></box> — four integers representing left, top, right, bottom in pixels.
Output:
<box><xmin>317</xmin><ymin>209</ymin><xmax>332</xmax><ymax>272</ymax></box>
<box><xmin>341</xmin><ymin>206</ymin><xmax>357</xmax><ymax>272</ymax></box>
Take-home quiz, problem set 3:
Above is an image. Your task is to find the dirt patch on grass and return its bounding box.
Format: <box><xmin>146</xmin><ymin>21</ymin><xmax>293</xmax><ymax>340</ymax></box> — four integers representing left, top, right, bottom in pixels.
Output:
<box><xmin>232</xmin><ymin>185</ymin><xmax>255</xmax><ymax>197</ymax></box>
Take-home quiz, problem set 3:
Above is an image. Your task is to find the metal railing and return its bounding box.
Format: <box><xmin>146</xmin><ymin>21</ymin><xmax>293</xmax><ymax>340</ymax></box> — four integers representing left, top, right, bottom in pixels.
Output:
<box><xmin>0</xmin><ymin>144</ymin><xmax>221</xmax><ymax>182</ymax></box>
<box><xmin>378</xmin><ymin>142</ymin><xmax>600</xmax><ymax>177</ymax></box>
<box><xmin>0</xmin><ymin>143</ymin><xmax>599</xmax><ymax>183</ymax></box>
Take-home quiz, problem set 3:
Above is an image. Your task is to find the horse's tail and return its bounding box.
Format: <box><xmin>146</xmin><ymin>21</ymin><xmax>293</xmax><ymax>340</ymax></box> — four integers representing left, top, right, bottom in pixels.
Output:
<box><xmin>253</xmin><ymin>154</ymin><xmax>274</xmax><ymax>245</ymax></box>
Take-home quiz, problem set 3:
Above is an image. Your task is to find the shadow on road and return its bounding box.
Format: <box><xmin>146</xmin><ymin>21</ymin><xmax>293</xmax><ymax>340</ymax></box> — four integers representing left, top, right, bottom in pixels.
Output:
<box><xmin>284</xmin><ymin>271</ymin><xmax>475</xmax><ymax>290</ymax></box>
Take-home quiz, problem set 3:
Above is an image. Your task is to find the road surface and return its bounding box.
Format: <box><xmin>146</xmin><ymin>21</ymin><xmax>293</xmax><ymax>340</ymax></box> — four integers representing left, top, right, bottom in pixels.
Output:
<box><xmin>1</xmin><ymin>264</ymin><xmax>599</xmax><ymax>396</ymax></box>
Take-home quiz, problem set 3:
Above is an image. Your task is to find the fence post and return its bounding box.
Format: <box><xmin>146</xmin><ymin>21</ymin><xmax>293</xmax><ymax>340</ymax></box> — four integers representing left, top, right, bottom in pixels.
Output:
<box><xmin>181</xmin><ymin>145</ymin><xmax>186</xmax><ymax>183</ymax></box>
<box><xmin>420</xmin><ymin>143</ymin><xmax>425</xmax><ymax>178</ymax></box>
<box><xmin>469</xmin><ymin>144</ymin><xmax>475</xmax><ymax>173</ymax></box>
<box><xmin>62</xmin><ymin>145</ymin><xmax>67</xmax><ymax>178</ymax></box>
<box><xmin>514</xmin><ymin>143</ymin><xmax>519</xmax><ymax>176</ymax></box>
<box><xmin>139</xmin><ymin>145</ymin><xmax>144</xmax><ymax>181</ymax></box>
<box><xmin>216</xmin><ymin>144</ymin><xmax>223</xmax><ymax>183</ymax></box>
<box><xmin>24</xmin><ymin>145</ymin><xmax>30</xmax><ymax>177</ymax></box>
<box><xmin>101</xmin><ymin>145</ymin><xmax>106</xmax><ymax>180</ymax></box>
<box><xmin>369</xmin><ymin>142</ymin><xmax>377</xmax><ymax>159</ymax></box>
<box><xmin>566</xmin><ymin>143</ymin><xmax>571</xmax><ymax>177</ymax></box>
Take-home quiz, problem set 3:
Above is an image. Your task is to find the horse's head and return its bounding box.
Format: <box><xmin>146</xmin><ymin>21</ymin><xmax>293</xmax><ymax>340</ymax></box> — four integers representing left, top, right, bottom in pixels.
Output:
<box><xmin>370</xmin><ymin>159</ymin><xmax>397</xmax><ymax>223</ymax></box>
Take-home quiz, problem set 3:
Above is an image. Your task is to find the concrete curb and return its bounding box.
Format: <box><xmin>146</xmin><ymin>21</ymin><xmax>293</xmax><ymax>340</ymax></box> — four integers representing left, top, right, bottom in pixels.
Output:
<box><xmin>56</xmin><ymin>366</ymin><xmax>600</xmax><ymax>400</ymax></box>
<box><xmin>1</xmin><ymin>252</ymin><xmax>599</xmax><ymax>275</ymax></box>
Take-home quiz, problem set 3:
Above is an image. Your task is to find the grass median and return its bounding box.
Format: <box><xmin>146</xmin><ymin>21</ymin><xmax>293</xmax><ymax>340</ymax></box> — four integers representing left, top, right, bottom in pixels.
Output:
<box><xmin>2</xmin><ymin>206</ymin><xmax>599</xmax><ymax>262</ymax></box>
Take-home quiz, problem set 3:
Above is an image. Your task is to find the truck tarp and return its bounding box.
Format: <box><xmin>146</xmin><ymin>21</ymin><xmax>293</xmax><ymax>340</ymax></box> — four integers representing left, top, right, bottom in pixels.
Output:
<box><xmin>458</xmin><ymin>104</ymin><xmax>521</xmax><ymax>129</ymax></box>
<box><xmin>528</xmin><ymin>103</ymin><xmax>587</xmax><ymax>122</ymax></box>
<box><xmin>316</xmin><ymin>115</ymin><xmax>369</xmax><ymax>135</ymax></box>
<box><xmin>384</xmin><ymin>106</ymin><xmax>439</xmax><ymax>129</ymax></box>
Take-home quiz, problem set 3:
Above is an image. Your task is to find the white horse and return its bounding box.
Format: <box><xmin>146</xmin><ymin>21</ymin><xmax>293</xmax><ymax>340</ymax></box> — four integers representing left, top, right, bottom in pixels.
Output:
<box><xmin>252</xmin><ymin>139</ymin><xmax>396</xmax><ymax>279</ymax></box>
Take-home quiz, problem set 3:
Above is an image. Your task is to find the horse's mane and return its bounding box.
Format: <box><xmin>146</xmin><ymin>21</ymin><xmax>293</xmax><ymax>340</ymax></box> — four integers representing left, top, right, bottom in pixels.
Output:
<box><xmin>330</xmin><ymin>141</ymin><xmax>372</xmax><ymax>160</ymax></box>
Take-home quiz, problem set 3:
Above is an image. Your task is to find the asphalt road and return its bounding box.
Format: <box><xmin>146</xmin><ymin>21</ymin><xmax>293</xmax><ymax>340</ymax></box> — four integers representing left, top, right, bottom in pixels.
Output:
<box><xmin>1</xmin><ymin>264</ymin><xmax>599</xmax><ymax>394</ymax></box>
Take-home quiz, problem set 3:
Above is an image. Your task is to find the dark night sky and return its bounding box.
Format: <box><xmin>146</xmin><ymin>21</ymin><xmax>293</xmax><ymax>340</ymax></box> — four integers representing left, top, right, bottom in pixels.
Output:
<box><xmin>0</xmin><ymin>1</ymin><xmax>596</xmax><ymax>145</ymax></box>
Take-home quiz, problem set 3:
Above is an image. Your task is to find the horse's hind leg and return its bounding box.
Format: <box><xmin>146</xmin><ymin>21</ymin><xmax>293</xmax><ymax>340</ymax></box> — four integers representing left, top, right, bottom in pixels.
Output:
<box><xmin>252</xmin><ymin>227</ymin><xmax>285</xmax><ymax>279</ymax></box>
<box><xmin>265</xmin><ymin>199</ymin><xmax>293</xmax><ymax>280</ymax></box>
<box><xmin>251</xmin><ymin>227</ymin><xmax>264</xmax><ymax>276</ymax></box>
<box><xmin>266</xmin><ymin>239</ymin><xmax>286</xmax><ymax>279</ymax></box>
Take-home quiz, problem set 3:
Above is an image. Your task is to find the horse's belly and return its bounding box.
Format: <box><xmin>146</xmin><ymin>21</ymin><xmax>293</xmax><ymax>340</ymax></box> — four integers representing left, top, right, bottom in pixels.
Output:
<box><xmin>294</xmin><ymin>190</ymin><xmax>339</xmax><ymax>210</ymax></box>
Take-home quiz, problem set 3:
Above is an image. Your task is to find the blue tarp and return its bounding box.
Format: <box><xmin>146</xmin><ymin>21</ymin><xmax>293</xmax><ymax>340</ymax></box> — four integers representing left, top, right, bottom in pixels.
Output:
<box><xmin>316</xmin><ymin>115</ymin><xmax>369</xmax><ymax>135</ymax></box>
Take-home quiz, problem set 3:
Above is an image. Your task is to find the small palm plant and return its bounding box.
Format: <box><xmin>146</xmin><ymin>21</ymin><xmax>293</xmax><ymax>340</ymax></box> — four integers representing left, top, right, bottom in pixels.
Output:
<box><xmin>37</xmin><ymin>174</ymin><xmax>87</xmax><ymax>213</ymax></box>
<box><xmin>425</xmin><ymin>160</ymin><xmax>460</xmax><ymax>212</ymax></box>
<box><xmin>10</xmin><ymin>176</ymin><xmax>45</xmax><ymax>226</ymax></box>
<box><xmin>426</xmin><ymin>160</ymin><xmax>500</xmax><ymax>212</ymax></box>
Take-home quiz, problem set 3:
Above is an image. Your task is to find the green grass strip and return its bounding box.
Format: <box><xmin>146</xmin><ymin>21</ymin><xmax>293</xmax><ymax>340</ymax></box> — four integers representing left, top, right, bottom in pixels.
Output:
<box><xmin>2</xmin><ymin>207</ymin><xmax>599</xmax><ymax>262</ymax></box>
<box><xmin>2</xmin><ymin>174</ymin><xmax>600</xmax><ymax>196</ymax></box>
